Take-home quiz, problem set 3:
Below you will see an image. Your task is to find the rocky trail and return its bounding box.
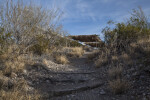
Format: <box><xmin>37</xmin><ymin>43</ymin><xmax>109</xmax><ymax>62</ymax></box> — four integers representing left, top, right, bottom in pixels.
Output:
<box><xmin>23</xmin><ymin>51</ymin><xmax>111</xmax><ymax>100</ymax></box>
<box><xmin>23</xmin><ymin>51</ymin><xmax>150</xmax><ymax>100</ymax></box>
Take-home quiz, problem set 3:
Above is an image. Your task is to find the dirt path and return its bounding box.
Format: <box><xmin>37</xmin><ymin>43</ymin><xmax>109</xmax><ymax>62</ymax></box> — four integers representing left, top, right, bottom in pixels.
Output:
<box><xmin>24</xmin><ymin>51</ymin><xmax>110</xmax><ymax>100</ymax></box>
<box><xmin>24</xmin><ymin>51</ymin><xmax>137</xmax><ymax>100</ymax></box>
<box><xmin>47</xmin><ymin>52</ymin><xmax>108</xmax><ymax>100</ymax></box>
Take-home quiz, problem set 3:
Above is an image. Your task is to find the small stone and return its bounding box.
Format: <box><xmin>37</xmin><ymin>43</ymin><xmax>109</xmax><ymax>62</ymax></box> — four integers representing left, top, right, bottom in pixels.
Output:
<box><xmin>11</xmin><ymin>72</ymin><xmax>17</xmax><ymax>78</ymax></box>
<box><xmin>26</xmin><ymin>86</ymin><xmax>34</xmax><ymax>91</ymax></box>
<box><xmin>143</xmin><ymin>93</ymin><xmax>146</xmax><ymax>96</ymax></box>
<box><xmin>142</xmin><ymin>97</ymin><xmax>147</xmax><ymax>100</ymax></box>
<box><xmin>23</xmin><ymin>70</ymin><xmax>27</xmax><ymax>74</ymax></box>
<box><xmin>100</xmin><ymin>89</ymin><xmax>106</xmax><ymax>95</ymax></box>
<box><xmin>140</xmin><ymin>75</ymin><xmax>145</xmax><ymax>79</ymax></box>
<box><xmin>46</xmin><ymin>80</ymin><xmax>50</xmax><ymax>83</ymax></box>
<box><xmin>126</xmin><ymin>75</ymin><xmax>130</xmax><ymax>78</ymax></box>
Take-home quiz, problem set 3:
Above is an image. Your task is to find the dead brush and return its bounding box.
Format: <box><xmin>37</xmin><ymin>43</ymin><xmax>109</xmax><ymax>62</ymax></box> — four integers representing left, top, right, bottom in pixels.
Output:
<box><xmin>87</xmin><ymin>51</ymin><xmax>99</xmax><ymax>61</ymax></box>
<box><xmin>119</xmin><ymin>53</ymin><xmax>133</xmax><ymax>65</ymax></box>
<box><xmin>0</xmin><ymin>44</ymin><xmax>20</xmax><ymax>61</ymax></box>
<box><xmin>111</xmin><ymin>55</ymin><xmax>118</xmax><ymax>61</ymax></box>
<box><xmin>0</xmin><ymin>45</ymin><xmax>36</xmax><ymax>76</ymax></box>
<box><xmin>108</xmin><ymin>66</ymin><xmax>123</xmax><ymax>80</ymax></box>
<box><xmin>55</xmin><ymin>55</ymin><xmax>69</xmax><ymax>64</ymax></box>
<box><xmin>0</xmin><ymin>79</ymin><xmax>41</xmax><ymax>100</ymax></box>
<box><xmin>95</xmin><ymin>51</ymin><xmax>108</xmax><ymax>67</ymax></box>
<box><xmin>69</xmin><ymin>47</ymin><xmax>84</xmax><ymax>57</ymax></box>
<box><xmin>95</xmin><ymin>57</ymin><xmax>107</xmax><ymax>67</ymax></box>
<box><xmin>3</xmin><ymin>55</ymin><xmax>25</xmax><ymax>75</ymax></box>
<box><xmin>108</xmin><ymin>78</ymin><xmax>130</xmax><ymax>94</ymax></box>
<box><xmin>120</xmin><ymin>53</ymin><xmax>129</xmax><ymax>60</ymax></box>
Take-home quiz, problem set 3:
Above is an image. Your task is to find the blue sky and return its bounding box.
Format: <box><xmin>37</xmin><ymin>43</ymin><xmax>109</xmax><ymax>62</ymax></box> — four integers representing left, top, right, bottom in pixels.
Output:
<box><xmin>0</xmin><ymin>0</ymin><xmax>150</xmax><ymax>38</ymax></box>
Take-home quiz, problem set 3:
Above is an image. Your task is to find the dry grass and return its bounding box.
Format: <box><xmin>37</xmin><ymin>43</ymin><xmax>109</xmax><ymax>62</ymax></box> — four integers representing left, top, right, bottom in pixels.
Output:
<box><xmin>120</xmin><ymin>53</ymin><xmax>130</xmax><ymax>60</ymax></box>
<box><xmin>55</xmin><ymin>55</ymin><xmax>69</xmax><ymax>64</ymax></box>
<box><xmin>111</xmin><ymin>55</ymin><xmax>119</xmax><ymax>64</ymax></box>
<box><xmin>0</xmin><ymin>79</ymin><xmax>40</xmax><ymax>100</ymax></box>
<box><xmin>87</xmin><ymin>51</ymin><xmax>99</xmax><ymax>61</ymax></box>
<box><xmin>0</xmin><ymin>45</ymin><xmax>40</xmax><ymax>100</ymax></box>
<box><xmin>0</xmin><ymin>90</ymin><xmax>39</xmax><ymax>100</ymax></box>
<box><xmin>0</xmin><ymin>45</ymin><xmax>35</xmax><ymax>76</ymax></box>
<box><xmin>42</xmin><ymin>58</ymin><xmax>49</xmax><ymax>66</ymax></box>
<box><xmin>95</xmin><ymin>52</ymin><xmax>108</xmax><ymax>67</ymax></box>
<box><xmin>108</xmin><ymin>66</ymin><xmax>123</xmax><ymax>80</ymax></box>
<box><xmin>95</xmin><ymin>58</ymin><xmax>107</xmax><ymax>67</ymax></box>
<box><xmin>83</xmin><ymin>46</ymin><xmax>91</xmax><ymax>52</ymax></box>
<box><xmin>69</xmin><ymin>47</ymin><xmax>84</xmax><ymax>57</ymax></box>
<box><xmin>111</xmin><ymin>55</ymin><xmax>118</xmax><ymax>61</ymax></box>
<box><xmin>109</xmin><ymin>78</ymin><xmax>130</xmax><ymax>94</ymax></box>
<box><xmin>119</xmin><ymin>53</ymin><xmax>133</xmax><ymax>66</ymax></box>
<box><xmin>3</xmin><ymin>56</ymin><xmax>25</xmax><ymax>75</ymax></box>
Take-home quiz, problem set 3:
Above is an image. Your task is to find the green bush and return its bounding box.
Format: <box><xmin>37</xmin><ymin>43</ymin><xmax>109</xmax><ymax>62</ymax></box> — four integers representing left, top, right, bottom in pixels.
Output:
<box><xmin>102</xmin><ymin>7</ymin><xmax>150</xmax><ymax>52</ymax></box>
<box><xmin>29</xmin><ymin>34</ymin><xmax>50</xmax><ymax>55</ymax></box>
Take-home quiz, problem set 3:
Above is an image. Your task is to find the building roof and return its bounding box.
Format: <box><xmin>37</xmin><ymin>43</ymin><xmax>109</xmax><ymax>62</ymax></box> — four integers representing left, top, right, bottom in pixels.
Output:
<box><xmin>68</xmin><ymin>34</ymin><xmax>101</xmax><ymax>42</ymax></box>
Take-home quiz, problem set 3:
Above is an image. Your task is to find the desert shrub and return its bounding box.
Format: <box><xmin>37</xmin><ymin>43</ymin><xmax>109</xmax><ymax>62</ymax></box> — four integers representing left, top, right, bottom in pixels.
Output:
<box><xmin>54</xmin><ymin>37</ymin><xmax>67</xmax><ymax>47</ymax></box>
<box><xmin>120</xmin><ymin>53</ymin><xmax>129</xmax><ymax>60</ymax></box>
<box><xmin>0</xmin><ymin>45</ymin><xmax>35</xmax><ymax>76</ymax></box>
<box><xmin>111</xmin><ymin>55</ymin><xmax>118</xmax><ymax>61</ymax></box>
<box><xmin>108</xmin><ymin>78</ymin><xmax>130</xmax><ymax>94</ymax></box>
<box><xmin>0</xmin><ymin>79</ymin><xmax>40</xmax><ymax>100</ymax></box>
<box><xmin>28</xmin><ymin>34</ymin><xmax>50</xmax><ymax>55</ymax></box>
<box><xmin>94</xmin><ymin>48</ymin><xmax>111</xmax><ymax>67</ymax></box>
<box><xmin>0</xmin><ymin>0</ymin><xmax>67</xmax><ymax>56</ymax></box>
<box><xmin>55</xmin><ymin>55</ymin><xmax>69</xmax><ymax>64</ymax></box>
<box><xmin>2</xmin><ymin>56</ymin><xmax>26</xmax><ymax>76</ymax></box>
<box><xmin>0</xmin><ymin>90</ymin><xmax>39</xmax><ymax>100</ymax></box>
<box><xmin>0</xmin><ymin>47</ymin><xmax>40</xmax><ymax>99</ymax></box>
<box><xmin>99</xmin><ymin>7</ymin><xmax>150</xmax><ymax>71</ymax></box>
<box><xmin>95</xmin><ymin>57</ymin><xmax>107</xmax><ymax>67</ymax></box>
<box><xmin>102</xmin><ymin>7</ymin><xmax>150</xmax><ymax>53</ymax></box>
<box><xmin>0</xmin><ymin>0</ymin><xmax>68</xmax><ymax>99</ymax></box>
<box><xmin>69</xmin><ymin>47</ymin><xmax>84</xmax><ymax>57</ymax></box>
<box><xmin>4</xmin><ymin>57</ymin><xmax>25</xmax><ymax>75</ymax></box>
<box><xmin>69</xmin><ymin>40</ymin><xmax>82</xmax><ymax>47</ymax></box>
<box><xmin>108</xmin><ymin>66</ymin><xmax>123</xmax><ymax>80</ymax></box>
<box><xmin>87</xmin><ymin>51</ymin><xmax>99</xmax><ymax>60</ymax></box>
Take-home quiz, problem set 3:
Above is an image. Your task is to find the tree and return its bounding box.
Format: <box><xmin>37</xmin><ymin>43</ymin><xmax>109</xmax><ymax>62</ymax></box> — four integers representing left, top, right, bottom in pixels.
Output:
<box><xmin>0</xmin><ymin>0</ymin><xmax>67</xmax><ymax>54</ymax></box>
<box><xmin>128</xmin><ymin>7</ymin><xmax>149</xmax><ymax>29</ymax></box>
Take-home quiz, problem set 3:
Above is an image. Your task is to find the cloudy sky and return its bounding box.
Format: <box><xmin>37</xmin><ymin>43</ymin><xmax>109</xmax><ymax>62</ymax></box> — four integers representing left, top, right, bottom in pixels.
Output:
<box><xmin>0</xmin><ymin>0</ymin><xmax>150</xmax><ymax>38</ymax></box>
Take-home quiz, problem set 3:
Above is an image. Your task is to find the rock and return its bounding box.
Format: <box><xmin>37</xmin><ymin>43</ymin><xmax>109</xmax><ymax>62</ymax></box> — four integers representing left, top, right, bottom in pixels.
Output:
<box><xmin>143</xmin><ymin>93</ymin><xmax>146</xmax><ymax>96</ymax></box>
<box><xmin>46</xmin><ymin>80</ymin><xmax>50</xmax><ymax>83</ymax></box>
<box><xmin>25</xmin><ymin>86</ymin><xmax>34</xmax><ymax>91</ymax></box>
<box><xmin>126</xmin><ymin>75</ymin><xmax>130</xmax><ymax>78</ymax></box>
<box><xmin>11</xmin><ymin>72</ymin><xmax>17</xmax><ymax>78</ymax></box>
<box><xmin>100</xmin><ymin>89</ymin><xmax>106</xmax><ymax>95</ymax></box>
<box><xmin>23</xmin><ymin>70</ymin><xmax>27</xmax><ymax>74</ymax></box>
<box><xmin>139</xmin><ymin>75</ymin><xmax>145</xmax><ymax>79</ymax></box>
<box><xmin>142</xmin><ymin>97</ymin><xmax>147</xmax><ymax>100</ymax></box>
<box><xmin>132</xmin><ymin>72</ymin><xmax>139</xmax><ymax>76</ymax></box>
<box><xmin>36</xmin><ymin>82</ymin><xmax>39</xmax><ymax>84</ymax></box>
